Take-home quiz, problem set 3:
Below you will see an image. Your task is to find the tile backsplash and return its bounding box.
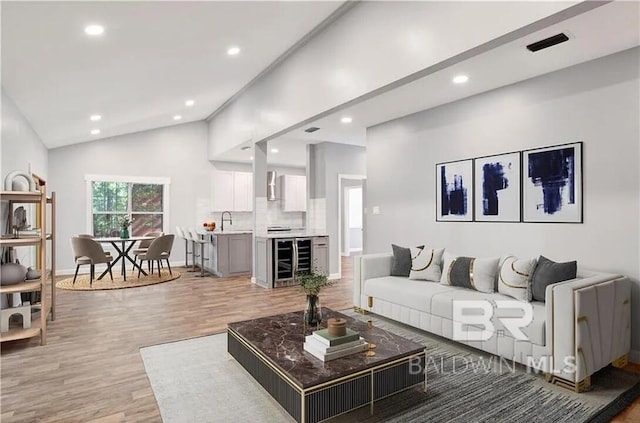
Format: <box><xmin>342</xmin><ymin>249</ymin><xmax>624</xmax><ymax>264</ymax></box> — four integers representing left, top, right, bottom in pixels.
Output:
<box><xmin>202</xmin><ymin>202</ymin><xmax>305</xmax><ymax>231</ymax></box>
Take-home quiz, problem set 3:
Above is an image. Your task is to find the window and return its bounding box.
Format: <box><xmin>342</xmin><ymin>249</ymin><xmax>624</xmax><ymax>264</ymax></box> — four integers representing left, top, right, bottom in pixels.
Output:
<box><xmin>86</xmin><ymin>175</ymin><xmax>170</xmax><ymax>237</ymax></box>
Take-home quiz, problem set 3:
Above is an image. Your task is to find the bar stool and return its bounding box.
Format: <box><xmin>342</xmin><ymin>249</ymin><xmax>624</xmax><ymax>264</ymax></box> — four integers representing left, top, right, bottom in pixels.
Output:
<box><xmin>187</xmin><ymin>228</ymin><xmax>209</xmax><ymax>277</ymax></box>
<box><xmin>175</xmin><ymin>227</ymin><xmax>194</xmax><ymax>271</ymax></box>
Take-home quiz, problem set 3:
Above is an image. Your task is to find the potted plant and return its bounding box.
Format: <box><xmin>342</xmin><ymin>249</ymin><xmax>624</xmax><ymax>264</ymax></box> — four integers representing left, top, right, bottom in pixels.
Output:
<box><xmin>298</xmin><ymin>263</ymin><xmax>334</xmax><ymax>326</ymax></box>
<box><xmin>118</xmin><ymin>216</ymin><xmax>133</xmax><ymax>239</ymax></box>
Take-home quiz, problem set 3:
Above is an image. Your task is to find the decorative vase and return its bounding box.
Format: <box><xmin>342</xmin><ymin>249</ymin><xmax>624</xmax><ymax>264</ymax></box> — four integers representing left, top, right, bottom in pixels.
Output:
<box><xmin>304</xmin><ymin>294</ymin><xmax>322</xmax><ymax>326</ymax></box>
<box><xmin>120</xmin><ymin>228</ymin><xmax>130</xmax><ymax>239</ymax></box>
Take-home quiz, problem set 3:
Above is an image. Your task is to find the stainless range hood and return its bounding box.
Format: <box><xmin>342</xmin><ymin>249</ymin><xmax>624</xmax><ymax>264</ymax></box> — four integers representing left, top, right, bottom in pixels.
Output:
<box><xmin>267</xmin><ymin>171</ymin><xmax>277</xmax><ymax>201</ymax></box>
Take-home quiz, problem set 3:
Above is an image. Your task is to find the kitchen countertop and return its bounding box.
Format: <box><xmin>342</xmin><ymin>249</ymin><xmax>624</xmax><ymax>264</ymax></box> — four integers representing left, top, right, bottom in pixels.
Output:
<box><xmin>255</xmin><ymin>232</ymin><xmax>328</xmax><ymax>239</ymax></box>
<box><xmin>198</xmin><ymin>230</ymin><xmax>253</xmax><ymax>236</ymax></box>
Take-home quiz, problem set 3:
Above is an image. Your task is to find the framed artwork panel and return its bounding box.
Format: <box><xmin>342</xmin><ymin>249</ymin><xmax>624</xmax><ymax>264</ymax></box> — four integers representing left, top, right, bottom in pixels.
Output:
<box><xmin>522</xmin><ymin>142</ymin><xmax>583</xmax><ymax>223</ymax></box>
<box><xmin>436</xmin><ymin>159</ymin><xmax>473</xmax><ymax>222</ymax></box>
<box><xmin>474</xmin><ymin>152</ymin><xmax>521</xmax><ymax>222</ymax></box>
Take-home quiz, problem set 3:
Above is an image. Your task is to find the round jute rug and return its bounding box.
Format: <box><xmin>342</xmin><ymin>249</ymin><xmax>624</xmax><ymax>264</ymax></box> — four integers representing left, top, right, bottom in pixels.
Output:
<box><xmin>56</xmin><ymin>269</ymin><xmax>181</xmax><ymax>291</ymax></box>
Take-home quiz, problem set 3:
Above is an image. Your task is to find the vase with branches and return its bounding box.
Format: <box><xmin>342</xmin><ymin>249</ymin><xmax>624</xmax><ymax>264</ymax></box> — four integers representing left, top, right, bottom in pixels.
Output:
<box><xmin>298</xmin><ymin>262</ymin><xmax>333</xmax><ymax>326</ymax></box>
<box><xmin>118</xmin><ymin>215</ymin><xmax>133</xmax><ymax>239</ymax></box>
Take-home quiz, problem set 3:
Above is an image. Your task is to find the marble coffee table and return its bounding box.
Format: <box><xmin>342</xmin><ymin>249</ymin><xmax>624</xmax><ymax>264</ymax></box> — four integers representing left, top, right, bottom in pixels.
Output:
<box><xmin>227</xmin><ymin>308</ymin><xmax>426</xmax><ymax>423</ymax></box>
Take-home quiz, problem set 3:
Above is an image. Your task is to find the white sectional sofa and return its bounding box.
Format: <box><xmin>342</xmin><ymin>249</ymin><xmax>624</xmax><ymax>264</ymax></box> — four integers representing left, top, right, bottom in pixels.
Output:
<box><xmin>353</xmin><ymin>252</ymin><xmax>631</xmax><ymax>392</ymax></box>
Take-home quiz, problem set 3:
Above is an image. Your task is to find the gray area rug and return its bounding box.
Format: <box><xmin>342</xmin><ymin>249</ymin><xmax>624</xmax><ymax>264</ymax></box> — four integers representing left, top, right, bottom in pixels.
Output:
<box><xmin>140</xmin><ymin>311</ymin><xmax>640</xmax><ymax>423</ymax></box>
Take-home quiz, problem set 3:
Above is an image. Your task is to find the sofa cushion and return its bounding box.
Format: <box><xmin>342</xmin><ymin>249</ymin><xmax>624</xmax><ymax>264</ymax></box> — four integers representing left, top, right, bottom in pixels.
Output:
<box><xmin>429</xmin><ymin>286</ymin><xmax>546</xmax><ymax>345</ymax></box>
<box><xmin>498</xmin><ymin>255</ymin><xmax>537</xmax><ymax>302</ymax></box>
<box><xmin>531</xmin><ymin>255</ymin><xmax>577</xmax><ymax>302</ymax></box>
<box><xmin>364</xmin><ymin>276</ymin><xmax>457</xmax><ymax>313</ymax></box>
<box><xmin>391</xmin><ymin>244</ymin><xmax>422</xmax><ymax>277</ymax></box>
<box><xmin>440</xmin><ymin>252</ymin><xmax>499</xmax><ymax>293</ymax></box>
<box><xmin>409</xmin><ymin>247</ymin><xmax>444</xmax><ymax>282</ymax></box>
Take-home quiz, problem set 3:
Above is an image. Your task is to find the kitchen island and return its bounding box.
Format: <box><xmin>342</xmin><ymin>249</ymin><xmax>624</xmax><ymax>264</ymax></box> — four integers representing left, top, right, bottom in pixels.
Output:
<box><xmin>199</xmin><ymin>230</ymin><xmax>253</xmax><ymax>277</ymax></box>
<box><xmin>255</xmin><ymin>233</ymin><xmax>329</xmax><ymax>288</ymax></box>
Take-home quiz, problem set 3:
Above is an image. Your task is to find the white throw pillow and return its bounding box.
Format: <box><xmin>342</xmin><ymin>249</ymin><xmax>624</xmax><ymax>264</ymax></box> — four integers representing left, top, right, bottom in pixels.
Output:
<box><xmin>409</xmin><ymin>247</ymin><xmax>444</xmax><ymax>282</ymax></box>
<box><xmin>498</xmin><ymin>255</ymin><xmax>537</xmax><ymax>302</ymax></box>
<box><xmin>440</xmin><ymin>252</ymin><xmax>499</xmax><ymax>293</ymax></box>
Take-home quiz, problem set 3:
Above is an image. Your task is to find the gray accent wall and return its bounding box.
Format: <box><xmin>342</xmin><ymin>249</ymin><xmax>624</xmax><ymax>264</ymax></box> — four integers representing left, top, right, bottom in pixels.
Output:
<box><xmin>48</xmin><ymin>121</ymin><xmax>211</xmax><ymax>271</ymax></box>
<box><xmin>365</xmin><ymin>48</ymin><xmax>640</xmax><ymax>355</ymax></box>
<box><xmin>310</xmin><ymin>142</ymin><xmax>366</xmax><ymax>275</ymax></box>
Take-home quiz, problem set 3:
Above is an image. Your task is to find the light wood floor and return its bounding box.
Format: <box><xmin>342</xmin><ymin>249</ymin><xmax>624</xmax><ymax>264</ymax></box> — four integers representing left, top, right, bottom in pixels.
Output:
<box><xmin>1</xmin><ymin>258</ymin><xmax>638</xmax><ymax>422</ymax></box>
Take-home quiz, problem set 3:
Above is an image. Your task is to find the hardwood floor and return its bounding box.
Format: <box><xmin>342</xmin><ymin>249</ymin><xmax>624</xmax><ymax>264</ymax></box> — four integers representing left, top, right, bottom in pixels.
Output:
<box><xmin>1</xmin><ymin>257</ymin><xmax>638</xmax><ymax>422</ymax></box>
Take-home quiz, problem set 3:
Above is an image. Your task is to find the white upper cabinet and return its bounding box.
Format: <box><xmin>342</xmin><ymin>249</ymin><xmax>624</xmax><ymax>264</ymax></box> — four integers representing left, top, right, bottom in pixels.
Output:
<box><xmin>280</xmin><ymin>175</ymin><xmax>307</xmax><ymax>212</ymax></box>
<box><xmin>212</xmin><ymin>170</ymin><xmax>253</xmax><ymax>212</ymax></box>
<box><xmin>233</xmin><ymin>172</ymin><xmax>253</xmax><ymax>212</ymax></box>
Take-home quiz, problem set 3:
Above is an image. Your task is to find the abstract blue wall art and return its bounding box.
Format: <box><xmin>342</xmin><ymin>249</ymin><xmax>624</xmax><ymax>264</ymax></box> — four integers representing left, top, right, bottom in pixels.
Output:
<box><xmin>474</xmin><ymin>152</ymin><xmax>521</xmax><ymax>222</ymax></box>
<box><xmin>436</xmin><ymin>159</ymin><xmax>473</xmax><ymax>222</ymax></box>
<box><xmin>523</xmin><ymin>142</ymin><xmax>583</xmax><ymax>223</ymax></box>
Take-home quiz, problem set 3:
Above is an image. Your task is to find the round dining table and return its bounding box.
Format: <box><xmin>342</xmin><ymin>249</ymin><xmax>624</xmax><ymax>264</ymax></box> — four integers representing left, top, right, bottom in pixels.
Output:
<box><xmin>94</xmin><ymin>236</ymin><xmax>155</xmax><ymax>281</ymax></box>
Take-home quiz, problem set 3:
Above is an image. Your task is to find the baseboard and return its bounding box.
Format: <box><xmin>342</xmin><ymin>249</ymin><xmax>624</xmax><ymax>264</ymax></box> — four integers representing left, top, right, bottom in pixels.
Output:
<box><xmin>329</xmin><ymin>272</ymin><xmax>341</xmax><ymax>281</ymax></box>
<box><xmin>57</xmin><ymin>260</ymin><xmax>186</xmax><ymax>276</ymax></box>
<box><xmin>629</xmin><ymin>349</ymin><xmax>640</xmax><ymax>364</ymax></box>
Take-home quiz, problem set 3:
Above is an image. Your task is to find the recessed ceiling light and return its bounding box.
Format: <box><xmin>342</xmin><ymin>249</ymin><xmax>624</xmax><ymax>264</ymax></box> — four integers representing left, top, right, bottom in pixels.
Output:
<box><xmin>227</xmin><ymin>46</ymin><xmax>241</xmax><ymax>56</ymax></box>
<box><xmin>90</xmin><ymin>129</ymin><xmax>100</xmax><ymax>135</ymax></box>
<box><xmin>90</xmin><ymin>114</ymin><xmax>102</xmax><ymax>121</ymax></box>
<box><xmin>185</xmin><ymin>100</ymin><xmax>195</xmax><ymax>107</ymax></box>
<box><xmin>249</xmin><ymin>156</ymin><xmax>254</xmax><ymax>160</ymax></box>
<box><xmin>453</xmin><ymin>75</ymin><xmax>469</xmax><ymax>84</ymax></box>
<box><xmin>340</xmin><ymin>116</ymin><xmax>353</xmax><ymax>124</ymax></box>
<box><xmin>270</xmin><ymin>148</ymin><xmax>279</xmax><ymax>153</ymax></box>
<box><xmin>84</xmin><ymin>24</ymin><xmax>104</xmax><ymax>36</ymax></box>
<box><xmin>173</xmin><ymin>115</ymin><xmax>182</xmax><ymax>121</ymax></box>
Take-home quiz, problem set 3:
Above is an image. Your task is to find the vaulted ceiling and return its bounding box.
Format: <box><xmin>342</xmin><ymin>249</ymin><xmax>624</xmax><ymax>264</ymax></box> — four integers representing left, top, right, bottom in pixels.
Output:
<box><xmin>1</xmin><ymin>1</ymin><xmax>342</xmax><ymax>148</ymax></box>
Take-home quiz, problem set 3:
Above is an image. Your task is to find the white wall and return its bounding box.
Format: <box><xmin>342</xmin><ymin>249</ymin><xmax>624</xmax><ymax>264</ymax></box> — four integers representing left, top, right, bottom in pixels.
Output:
<box><xmin>207</xmin><ymin>1</ymin><xmax>576</xmax><ymax>158</ymax></box>
<box><xmin>365</xmin><ymin>48</ymin><xmax>640</xmax><ymax>356</ymax></box>
<box><xmin>1</xmin><ymin>91</ymin><xmax>48</xmax><ymax>182</ymax></box>
<box><xmin>48</xmin><ymin>121</ymin><xmax>211</xmax><ymax>271</ymax></box>
<box><xmin>1</xmin><ymin>90</ymin><xmax>48</xmax><ymax>266</ymax></box>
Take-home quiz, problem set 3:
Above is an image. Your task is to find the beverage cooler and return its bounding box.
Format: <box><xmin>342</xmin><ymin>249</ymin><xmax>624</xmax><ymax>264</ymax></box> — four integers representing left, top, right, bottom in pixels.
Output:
<box><xmin>273</xmin><ymin>238</ymin><xmax>312</xmax><ymax>287</ymax></box>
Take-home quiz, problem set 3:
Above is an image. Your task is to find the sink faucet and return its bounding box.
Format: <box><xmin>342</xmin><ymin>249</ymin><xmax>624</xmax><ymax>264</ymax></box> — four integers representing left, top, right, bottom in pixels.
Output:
<box><xmin>221</xmin><ymin>211</ymin><xmax>233</xmax><ymax>231</ymax></box>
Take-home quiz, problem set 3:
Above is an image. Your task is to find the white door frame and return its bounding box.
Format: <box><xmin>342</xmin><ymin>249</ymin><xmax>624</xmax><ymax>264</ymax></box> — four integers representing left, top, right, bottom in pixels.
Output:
<box><xmin>337</xmin><ymin>174</ymin><xmax>366</xmax><ymax>279</ymax></box>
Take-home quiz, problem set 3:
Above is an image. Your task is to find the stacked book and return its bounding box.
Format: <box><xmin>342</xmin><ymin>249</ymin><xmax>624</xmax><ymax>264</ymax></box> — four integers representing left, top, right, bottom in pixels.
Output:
<box><xmin>304</xmin><ymin>328</ymin><xmax>368</xmax><ymax>362</ymax></box>
<box><xmin>16</xmin><ymin>229</ymin><xmax>42</xmax><ymax>238</ymax></box>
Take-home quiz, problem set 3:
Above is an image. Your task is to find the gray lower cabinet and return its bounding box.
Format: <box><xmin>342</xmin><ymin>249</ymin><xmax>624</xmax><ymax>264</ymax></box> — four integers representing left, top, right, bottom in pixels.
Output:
<box><xmin>206</xmin><ymin>233</ymin><xmax>252</xmax><ymax>277</ymax></box>
<box><xmin>312</xmin><ymin>237</ymin><xmax>329</xmax><ymax>276</ymax></box>
<box><xmin>255</xmin><ymin>237</ymin><xmax>272</xmax><ymax>288</ymax></box>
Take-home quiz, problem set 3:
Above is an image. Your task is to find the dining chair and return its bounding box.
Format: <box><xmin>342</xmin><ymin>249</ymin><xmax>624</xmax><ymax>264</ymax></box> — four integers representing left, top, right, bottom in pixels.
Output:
<box><xmin>137</xmin><ymin>234</ymin><xmax>175</xmax><ymax>278</ymax></box>
<box><xmin>77</xmin><ymin>234</ymin><xmax>111</xmax><ymax>256</ymax></box>
<box><xmin>133</xmin><ymin>232</ymin><xmax>163</xmax><ymax>267</ymax></box>
<box><xmin>71</xmin><ymin>237</ymin><xmax>113</xmax><ymax>285</ymax></box>
<box><xmin>187</xmin><ymin>228</ymin><xmax>209</xmax><ymax>277</ymax></box>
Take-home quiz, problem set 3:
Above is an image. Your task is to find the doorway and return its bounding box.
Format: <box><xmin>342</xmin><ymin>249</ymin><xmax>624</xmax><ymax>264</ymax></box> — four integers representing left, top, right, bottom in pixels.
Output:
<box><xmin>338</xmin><ymin>174</ymin><xmax>365</xmax><ymax>278</ymax></box>
<box><xmin>343</xmin><ymin>185</ymin><xmax>363</xmax><ymax>256</ymax></box>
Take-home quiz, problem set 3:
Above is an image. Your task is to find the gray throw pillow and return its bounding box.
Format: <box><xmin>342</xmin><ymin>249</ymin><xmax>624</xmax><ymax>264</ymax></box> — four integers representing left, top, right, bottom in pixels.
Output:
<box><xmin>531</xmin><ymin>255</ymin><xmax>577</xmax><ymax>302</ymax></box>
<box><xmin>391</xmin><ymin>244</ymin><xmax>422</xmax><ymax>277</ymax></box>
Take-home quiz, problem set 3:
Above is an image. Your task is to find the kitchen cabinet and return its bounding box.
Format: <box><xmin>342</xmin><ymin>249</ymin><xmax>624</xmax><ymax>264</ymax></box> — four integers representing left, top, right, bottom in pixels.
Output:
<box><xmin>211</xmin><ymin>170</ymin><xmax>253</xmax><ymax>212</ymax></box>
<box><xmin>204</xmin><ymin>232</ymin><xmax>252</xmax><ymax>276</ymax></box>
<box><xmin>312</xmin><ymin>236</ymin><xmax>329</xmax><ymax>276</ymax></box>
<box><xmin>280</xmin><ymin>175</ymin><xmax>307</xmax><ymax>212</ymax></box>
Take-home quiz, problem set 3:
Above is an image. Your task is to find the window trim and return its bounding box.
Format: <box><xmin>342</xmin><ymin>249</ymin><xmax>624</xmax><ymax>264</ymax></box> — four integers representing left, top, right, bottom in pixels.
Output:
<box><xmin>85</xmin><ymin>174</ymin><xmax>171</xmax><ymax>236</ymax></box>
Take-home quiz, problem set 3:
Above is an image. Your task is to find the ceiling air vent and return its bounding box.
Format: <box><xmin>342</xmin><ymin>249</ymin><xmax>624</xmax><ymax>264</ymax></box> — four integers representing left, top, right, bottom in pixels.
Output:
<box><xmin>304</xmin><ymin>127</ymin><xmax>320</xmax><ymax>133</ymax></box>
<box><xmin>526</xmin><ymin>33</ymin><xmax>569</xmax><ymax>52</ymax></box>
<box><xmin>240</xmin><ymin>146</ymin><xmax>251</xmax><ymax>151</ymax></box>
